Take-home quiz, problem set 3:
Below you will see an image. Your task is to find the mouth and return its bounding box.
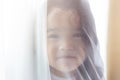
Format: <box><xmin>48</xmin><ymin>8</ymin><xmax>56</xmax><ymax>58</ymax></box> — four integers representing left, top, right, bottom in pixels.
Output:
<box><xmin>57</xmin><ymin>56</ymin><xmax>77</xmax><ymax>60</ymax></box>
<box><xmin>56</xmin><ymin>55</ymin><xmax>78</xmax><ymax>66</ymax></box>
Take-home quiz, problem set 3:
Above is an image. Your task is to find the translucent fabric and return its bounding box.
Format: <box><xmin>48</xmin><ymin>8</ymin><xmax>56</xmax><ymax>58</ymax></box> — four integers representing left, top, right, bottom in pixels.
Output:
<box><xmin>36</xmin><ymin>0</ymin><xmax>104</xmax><ymax>80</ymax></box>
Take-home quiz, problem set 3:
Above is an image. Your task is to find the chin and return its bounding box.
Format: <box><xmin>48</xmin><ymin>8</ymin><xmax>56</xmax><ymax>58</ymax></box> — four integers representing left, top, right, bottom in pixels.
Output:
<box><xmin>56</xmin><ymin>64</ymin><xmax>79</xmax><ymax>73</ymax></box>
<box><xmin>54</xmin><ymin>59</ymin><xmax>81</xmax><ymax>73</ymax></box>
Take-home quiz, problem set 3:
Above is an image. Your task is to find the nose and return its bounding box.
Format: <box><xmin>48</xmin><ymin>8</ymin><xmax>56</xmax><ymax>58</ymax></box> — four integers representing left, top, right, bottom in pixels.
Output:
<box><xmin>59</xmin><ymin>39</ymin><xmax>74</xmax><ymax>51</ymax></box>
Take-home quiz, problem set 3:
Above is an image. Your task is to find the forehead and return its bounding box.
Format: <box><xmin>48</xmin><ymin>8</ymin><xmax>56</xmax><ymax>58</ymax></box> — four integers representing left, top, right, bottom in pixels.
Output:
<box><xmin>47</xmin><ymin>8</ymin><xmax>81</xmax><ymax>31</ymax></box>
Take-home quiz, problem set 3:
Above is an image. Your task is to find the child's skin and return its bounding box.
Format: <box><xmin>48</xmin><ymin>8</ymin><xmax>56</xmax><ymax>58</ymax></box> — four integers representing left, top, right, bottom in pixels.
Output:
<box><xmin>47</xmin><ymin>7</ymin><xmax>87</xmax><ymax>77</ymax></box>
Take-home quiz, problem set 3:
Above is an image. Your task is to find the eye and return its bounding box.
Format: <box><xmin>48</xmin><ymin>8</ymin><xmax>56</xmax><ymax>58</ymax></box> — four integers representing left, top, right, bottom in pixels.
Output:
<box><xmin>73</xmin><ymin>33</ymin><xmax>82</xmax><ymax>38</ymax></box>
<box><xmin>48</xmin><ymin>34</ymin><xmax>59</xmax><ymax>39</ymax></box>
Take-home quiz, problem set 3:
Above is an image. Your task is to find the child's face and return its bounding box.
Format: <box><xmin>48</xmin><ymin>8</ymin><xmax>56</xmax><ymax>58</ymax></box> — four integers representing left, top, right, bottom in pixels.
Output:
<box><xmin>47</xmin><ymin>8</ymin><xmax>86</xmax><ymax>73</ymax></box>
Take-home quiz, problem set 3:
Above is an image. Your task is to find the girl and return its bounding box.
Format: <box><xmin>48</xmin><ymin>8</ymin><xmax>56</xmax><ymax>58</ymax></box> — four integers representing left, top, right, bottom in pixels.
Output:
<box><xmin>47</xmin><ymin>0</ymin><xmax>104</xmax><ymax>80</ymax></box>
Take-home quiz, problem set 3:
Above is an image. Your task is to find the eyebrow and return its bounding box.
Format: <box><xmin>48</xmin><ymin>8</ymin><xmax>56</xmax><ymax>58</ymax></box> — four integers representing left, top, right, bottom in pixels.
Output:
<box><xmin>47</xmin><ymin>28</ymin><xmax>82</xmax><ymax>32</ymax></box>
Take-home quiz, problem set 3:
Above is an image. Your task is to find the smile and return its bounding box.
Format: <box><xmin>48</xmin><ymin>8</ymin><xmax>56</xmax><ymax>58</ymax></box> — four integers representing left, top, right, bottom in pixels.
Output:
<box><xmin>57</xmin><ymin>56</ymin><xmax>77</xmax><ymax>59</ymax></box>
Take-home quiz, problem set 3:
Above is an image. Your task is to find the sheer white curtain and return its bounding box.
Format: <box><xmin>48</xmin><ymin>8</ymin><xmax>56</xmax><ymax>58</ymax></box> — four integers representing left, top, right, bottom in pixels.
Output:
<box><xmin>0</xmin><ymin>0</ymin><xmax>37</xmax><ymax>80</ymax></box>
<box><xmin>36</xmin><ymin>0</ymin><xmax>50</xmax><ymax>80</ymax></box>
<box><xmin>0</xmin><ymin>0</ymin><xmax>109</xmax><ymax>80</ymax></box>
<box><xmin>89</xmin><ymin>0</ymin><xmax>109</xmax><ymax>79</ymax></box>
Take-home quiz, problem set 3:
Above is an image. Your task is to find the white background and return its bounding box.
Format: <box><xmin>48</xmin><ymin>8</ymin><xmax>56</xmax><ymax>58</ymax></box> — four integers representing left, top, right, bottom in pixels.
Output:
<box><xmin>0</xmin><ymin>0</ymin><xmax>109</xmax><ymax>80</ymax></box>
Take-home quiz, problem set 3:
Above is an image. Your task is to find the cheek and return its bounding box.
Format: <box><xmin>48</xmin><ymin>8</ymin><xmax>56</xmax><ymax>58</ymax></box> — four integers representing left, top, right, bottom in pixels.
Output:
<box><xmin>47</xmin><ymin>42</ymin><xmax>57</xmax><ymax>66</ymax></box>
<box><xmin>77</xmin><ymin>45</ymin><xmax>87</xmax><ymax>64</ymax></box>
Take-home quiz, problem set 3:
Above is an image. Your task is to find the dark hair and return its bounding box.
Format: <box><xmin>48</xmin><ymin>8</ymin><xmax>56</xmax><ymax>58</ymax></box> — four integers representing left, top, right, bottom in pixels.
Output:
<box><xmin>47</xmin><ymin>0</ymin><xmax>104</xmax><ymax>80</ymax></box>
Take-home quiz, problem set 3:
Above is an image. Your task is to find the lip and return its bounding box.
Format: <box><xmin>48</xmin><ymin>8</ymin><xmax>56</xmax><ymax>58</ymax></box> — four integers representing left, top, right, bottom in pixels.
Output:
<box><xmin>57</xmin><ymin>56</ymin><xmax>77</xmax><ymax>59</ymax></box>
